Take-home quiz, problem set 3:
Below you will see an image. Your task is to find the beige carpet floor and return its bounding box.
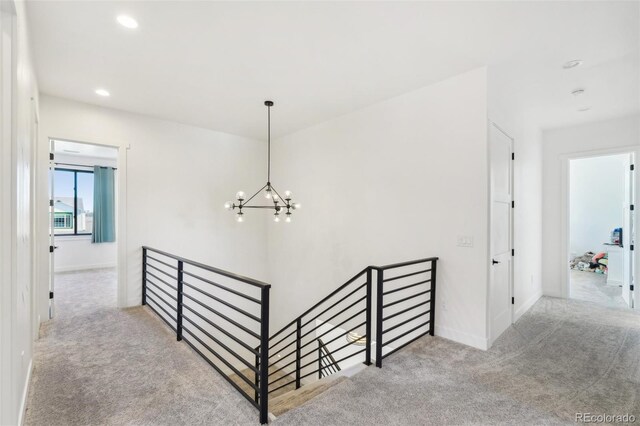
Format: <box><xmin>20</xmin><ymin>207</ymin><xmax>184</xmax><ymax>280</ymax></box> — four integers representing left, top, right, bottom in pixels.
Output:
<box><xmin>25</xmin><ymin>268</ymin><xmax>640</xmax><ymax>425</ymax></box>
<box><xmin>570</xmin><ymin>269</ymin><xmax>629</xmax><ymax>309</ymax></box>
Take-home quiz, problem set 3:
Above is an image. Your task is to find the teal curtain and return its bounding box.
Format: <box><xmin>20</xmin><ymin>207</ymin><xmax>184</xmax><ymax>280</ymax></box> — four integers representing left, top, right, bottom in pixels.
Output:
<box><xmin>92</xmin><ymin>166</ymin><xmax>116</xmax><ymax>243</ymax></box>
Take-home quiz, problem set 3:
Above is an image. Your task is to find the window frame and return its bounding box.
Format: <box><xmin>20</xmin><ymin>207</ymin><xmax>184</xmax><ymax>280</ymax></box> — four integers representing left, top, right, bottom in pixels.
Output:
<box><xmin>54</xmin><ymin>167</ymin><xmax>94</xmax><ymax>237</ymax></box>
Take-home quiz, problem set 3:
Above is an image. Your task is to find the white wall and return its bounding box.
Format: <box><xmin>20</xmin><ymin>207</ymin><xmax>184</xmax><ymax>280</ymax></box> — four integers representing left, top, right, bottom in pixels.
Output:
<box><xmin>0</xmin><ymin>0</ymin><xmax>39</xmax><ymax>424</ymax></box>
<box><xmin>36</xmin><ymin>95</ymin><xmax>270</xmax><ymax>319</ymax></box>
<box><xmin>488</xmin><ymin>66</ymin><xmax>543</xmax><ymax>325</ymax></box>
<box><xmin>542</xmin><ymin>115</ymin><xmax>640</xmax><ymax>297</ymax></box>
<box><xmin>569</xmin><ymin>154</ymin><xmax>627</xmax><ymax>256</ymax></box>
<box><xmin>268</xmin><ymin>68</ymin><xmax>490</xmax><ymax>349</ymax></box>
<box><xmin>52</xmin><ymin>153</ymin><xmax>118</xmax><ymax>272</ymax></box>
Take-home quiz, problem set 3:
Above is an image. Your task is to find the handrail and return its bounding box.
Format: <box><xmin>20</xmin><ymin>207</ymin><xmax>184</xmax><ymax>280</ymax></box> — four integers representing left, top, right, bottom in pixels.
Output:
<box><xmin>143</xmin><ymin>245</ymin><xmax>271</xmax><ymax>289</ymax></box>
<box><xmin>373</xmin><ymin>257</ymin><xmax>439</xmax><ymax>271</ymax></box>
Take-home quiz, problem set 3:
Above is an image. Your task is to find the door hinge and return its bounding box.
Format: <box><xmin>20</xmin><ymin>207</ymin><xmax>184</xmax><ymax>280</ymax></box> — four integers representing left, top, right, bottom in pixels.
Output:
<box><xmin>631</xmin><ymin>164</ymin><xmax>635</xmax><ymax>171</ymax></box>
<box><xmin>49</xmin><ymin>245</ymin><xmax>54</xmax><ymax>253</ymax></box>
<box><xmin>631</xmin><ymin>244</ymin><xmax>635</xmax><ymax>251</ymax></box>
<box><xmin>631</xmin><ymin>204</ymin><xmax>635</xmax><ymax>211</ymax></box>
<box><xmin>49</xmin><ymin>199</ymin><xmax>54</xmax><ymax>207</ymax></box>
<box><xmin>511</xmin><ymin>297</ymin><xmax>515</xmax><ymax>304</ymax></box>
<box><xmin>49</xmin><ymin>153</ymin><xmax>54</xmax><ymax>161</ymax></box>
<box><xmin>512</xmin><ymin>249</ymin><xmax>515</xmax><ymax>256</ymax></box>
<box><xmin>631</xmin><ymin>285</ymin><xmax>635</xmax><ymax>291</ymax></box>
<box><xmin>511</xmin><ymin>200</ymin><xmax>515</xmax><ymax>208</ymax></box>
<box><xmin>511</xmin><ymin>153</ymin><xmax>515</xmax><ymax>160</ymax></box>
<box><xmin>49</xmin><ymin>291</ymin><xmax>54</xmax><ymax>299</ymax></box>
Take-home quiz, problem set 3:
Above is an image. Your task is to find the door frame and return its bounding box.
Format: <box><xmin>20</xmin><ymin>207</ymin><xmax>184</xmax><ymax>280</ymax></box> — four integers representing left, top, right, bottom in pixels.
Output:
<box><xmin>560</xmin><ymin>145</ymin><xmax>639</xmax><ymax>305</ymax></box>
<box><xmin>487</xmin><ymin>121</ymin><xmax>514</xmax><ymax>347</ymax></box>
<box><xmin>44</xmin><ymin>136</ymin><xmax>128</xmax><ymax>314</ymax></box>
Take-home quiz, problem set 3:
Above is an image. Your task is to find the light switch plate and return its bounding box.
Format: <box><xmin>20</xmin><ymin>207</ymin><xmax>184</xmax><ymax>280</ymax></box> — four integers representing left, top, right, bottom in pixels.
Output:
<box><xmin>457</xmin><ymin>235</ymin><xmax>474</xmax><ymax>247</ymax></box>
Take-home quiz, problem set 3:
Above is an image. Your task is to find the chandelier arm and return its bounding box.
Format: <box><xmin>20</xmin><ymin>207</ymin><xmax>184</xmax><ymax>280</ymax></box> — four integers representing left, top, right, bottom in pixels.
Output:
<box><xmin>241</xmin><ymin>206</ymin><xmax>280</xmax><ymax>209</ymax></box>
<box><xmin>267</xmin><ymin>103</ymin><xmax>271</xmax><ymax>183</ymax></box>
<box><xmin>242</xmin><ymin>183</ymin><xmax>269</xmax><ymax>207</ymax></box>
<box><xmin>270</xmin><ymin>185</ymin><xmax>290</xmax><ymax>209</ymax></box>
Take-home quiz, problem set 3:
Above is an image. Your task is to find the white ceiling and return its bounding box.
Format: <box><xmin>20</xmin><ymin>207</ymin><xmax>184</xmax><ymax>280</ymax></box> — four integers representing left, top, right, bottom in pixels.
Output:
<box><xmin>27</xmin><ymin>1</ymin><xmax>639</xmax><ymax>139</ymax></box>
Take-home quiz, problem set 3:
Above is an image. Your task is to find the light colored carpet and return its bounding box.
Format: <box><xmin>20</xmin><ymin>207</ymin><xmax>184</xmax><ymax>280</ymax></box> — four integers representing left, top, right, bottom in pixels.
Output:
<box><xmin>275</xmin><ymin>296</ymin><xmax>640</xmax><ymax>425</ymax></box>
<box><xmin>570</xmin><ymin>269</ymin><xmax>628</xmax><ymax>309</ymax></box>
<box><xmin>24</xmin><ymin>268</ymin><xmax>260</xmax><ymax>425</ymax></box>
<box><xmin>25</xmin><ymin>269</ymin><xmax>640</xmax><ymax>425</ymax></box>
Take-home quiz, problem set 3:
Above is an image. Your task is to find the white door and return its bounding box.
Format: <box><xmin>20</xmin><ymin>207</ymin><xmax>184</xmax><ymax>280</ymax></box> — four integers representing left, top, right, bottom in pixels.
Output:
<box><xmin>48</xmin><ymin>140</ymin><xmax>56</xmax><ymax>318</ymax></box>
<box><xmin>623</xmin><ymin>154</ymin><xmax>635</xmax><ymax>308</ymax></box>
<box><xmin>489</xmin><ymin>123</ymin><xmax>513</xmax><ymax>344</ymax></box>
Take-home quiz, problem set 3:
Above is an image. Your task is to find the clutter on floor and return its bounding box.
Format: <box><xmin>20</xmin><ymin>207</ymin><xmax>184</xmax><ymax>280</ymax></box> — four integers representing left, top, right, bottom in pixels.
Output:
<box><xmin>570</xmin><ymin>251</ymin><xmax>608</xmax><ymax>274</ymax></box>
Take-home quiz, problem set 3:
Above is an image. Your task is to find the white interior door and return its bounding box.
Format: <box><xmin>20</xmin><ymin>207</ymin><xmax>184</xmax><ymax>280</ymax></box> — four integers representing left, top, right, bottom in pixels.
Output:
<box><xmin>489</xmin><ymin>123</ymin><xmax>513</xmax><ymax>344</ymax></box>
<box><xmin>48</xmin><ymin>140</ymin><xmax>55</xmax><ymax>318</ymax></box>
<box><xmin>623</xmin><ymin>154</ymin><xmax>635</xmax><ymax>308</ymax></box>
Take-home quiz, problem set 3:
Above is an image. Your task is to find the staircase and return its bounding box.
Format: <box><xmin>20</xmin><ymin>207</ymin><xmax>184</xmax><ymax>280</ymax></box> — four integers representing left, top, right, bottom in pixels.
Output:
<box><xmin>141</xmin><ymin>246</ymin><xmax>438</xmax><ymax>423</ymax></box>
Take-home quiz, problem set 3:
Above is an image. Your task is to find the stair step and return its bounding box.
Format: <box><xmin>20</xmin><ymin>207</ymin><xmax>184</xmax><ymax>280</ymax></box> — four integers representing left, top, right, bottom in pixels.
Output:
<box><xmin>269</xmin><ymin>374</ymin><xmax>348</xmax><ymax>418</ymax></box>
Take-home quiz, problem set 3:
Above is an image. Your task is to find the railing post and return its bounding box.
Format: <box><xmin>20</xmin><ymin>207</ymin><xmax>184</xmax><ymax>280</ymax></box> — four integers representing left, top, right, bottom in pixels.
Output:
<box><xmin>429</xmin><ymin>259</ymin><xmax>437</xmax><ymax>336</ymax></box>
<box><xmin>375</xmin><ymin>268</ymin><xmax>384</xmax><ymax>368</ymax></box>
<box><xmin>176</xmin><ymin>260</ymin><xmax>183</xmax><ymax>341</ymax></box>
<box><xmin>254</xmin><ymin>351</ymin><xmax>259</xmax><ymax>403</ymax></box>
<box><xmin>364</xmin><ymin>267</ymin><xmax>372</xmax><ymax>366</ymax></box>
<box><xmin>259</xmin><ymin>286</ymin><xmax>270</xmax><ymax>425</ymax></box>
<box><xmin>141</xmin><ymin>247</ymin><xmax>147</xmax><ymax>305</ymax></box>
<box><xmin>295</xmin><ymin>318</ymin><xmax>302</xmax><ymax>389</ymax></box>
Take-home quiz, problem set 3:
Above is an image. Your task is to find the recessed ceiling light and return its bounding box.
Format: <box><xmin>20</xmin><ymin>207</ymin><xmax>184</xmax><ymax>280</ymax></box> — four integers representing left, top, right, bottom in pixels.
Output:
<box><xmin>95</xmin><ymin>88</ymin><xmax>110</xmax><ymax>97</ymax></box>
<box><xmin>117</xmin><ymin>15</ymin><xmax>138</xmax><ymax>29</ymax></box>
<box><xmin>571</xmin><ymin>88</ymin><xmax>585</xmax><ymax>96</ymax></box>
<box><xmin>563</xmin><ymin>60</ymin><xmax>583</xmax><ymax>69</ymax></box>
<box><xmin>578</xmin><ymin>106</ymin><xmax>592</xmax><ymax>112</ymax></box>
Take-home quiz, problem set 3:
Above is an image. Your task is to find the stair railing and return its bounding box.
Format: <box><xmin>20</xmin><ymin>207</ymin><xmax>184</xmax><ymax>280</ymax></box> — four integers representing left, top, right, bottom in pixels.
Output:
<box><xmin>318</xmin><ymin>338</ymin><xmax>341</xmax><ymax>378</ymax></box>
<box><xmin>142</xmin><ymin>246</ymin><xmax>271</xmax><ymax>424</ymax></box>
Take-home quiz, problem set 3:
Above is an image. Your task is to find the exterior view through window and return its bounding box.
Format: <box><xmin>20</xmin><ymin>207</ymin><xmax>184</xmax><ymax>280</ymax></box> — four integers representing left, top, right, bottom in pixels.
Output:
<box><xmin>54</xmin><ymin>169</ymin><xmax>94</xmax><ymax>235</ymax></box>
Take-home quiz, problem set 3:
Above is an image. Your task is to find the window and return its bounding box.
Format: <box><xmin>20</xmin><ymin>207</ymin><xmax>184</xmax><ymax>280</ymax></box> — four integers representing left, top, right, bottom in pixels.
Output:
<box><xmin>53</xmin><ymin>168</ymin><xmax>94</xmax><ymax>236</ymax></box>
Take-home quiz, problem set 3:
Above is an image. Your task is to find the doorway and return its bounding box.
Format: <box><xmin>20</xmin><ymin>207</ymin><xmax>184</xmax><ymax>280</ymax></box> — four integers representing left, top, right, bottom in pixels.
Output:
<box><xmin>568</xmin><ymin>152</ymin><xmax>635</xmax><ymax>309</ymax></box>
<box><xmin>48</xmin><ymin>139</ymin><xmax>119</xmax><ymax>317</ymax></box>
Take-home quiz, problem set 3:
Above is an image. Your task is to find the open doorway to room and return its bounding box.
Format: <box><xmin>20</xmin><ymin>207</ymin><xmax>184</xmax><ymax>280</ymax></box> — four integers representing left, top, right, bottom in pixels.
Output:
<box><xmin>568</xmin><ymin>152</ymin><xmax>635</xmax><ymax>309</ymax></box>
<box><xmin>48</xmin><ymin>139</ymin><xmax>119</xmax><ymax>317</ymax></box>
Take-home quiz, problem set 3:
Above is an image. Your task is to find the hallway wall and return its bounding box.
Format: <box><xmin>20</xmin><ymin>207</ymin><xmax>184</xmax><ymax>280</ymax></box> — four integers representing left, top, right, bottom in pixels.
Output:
<box><xmin>542</xmin><ymin>115</ymin><xmax>640</xmax><ymax>298</ymax></box>
<box><xmin>0</xmin><ymin>1</ymin><xmax>40</xmax><ymax>424</ymax></box>
<box><xmin>36</xmin><ymin>95</ymin><xmax>270</xmax><ymax>316</ymax></box>
<box><xmin>268</xmin><ymin>68</ymin><xmax>491</xmax><ymax>349</ymax></box>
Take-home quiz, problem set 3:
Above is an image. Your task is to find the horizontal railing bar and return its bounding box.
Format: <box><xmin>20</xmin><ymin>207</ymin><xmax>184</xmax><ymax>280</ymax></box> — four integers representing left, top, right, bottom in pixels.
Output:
<box><xmin>384</xmin><ymin>300</ymin><xmax>430</xmax><ymax>322</ymax></box>
<box><xmin>182</xmin><ymin>303</ymin><xmax>259</xmax><ymax>356</ymax></box>
<box><xmin>383</xmin><ymin>279</ymin><xmax>432</xmax><ymax>296</ymax></box>
<box><xmin>146</xmin><ymin>270</ymin><xmax>177</xmax><ymax>291</ymax></box>
<box><xmin>182</xmin><ymin>335</ymin><xmax>260</xmax><ymax>410</ymax></box>
<box><xmin>269</xmin><ymin>267</ymin><xmax>368</xmax><ymax>341</ymax></box>
<box><xmin>145</xmin><ymin>298</ymin><xmax>177</xmax><ymax>332</ymax></box>
<box><xmin>182</xmin><ymin>315</ymin><xmax>258</xmax><ymax>374</ymax></box>
<box><xmin>183</xmin><ymin>280</ymin><xmax>261</xmax><ymax>323</ymax></box>
<box><xmin>382</xmin><ymin>310</ymin><xmax>430</xmax><ymax>335</ymax></box>
<box><xmin>374</xmin><ymin>257</ymin><xmax>438</xmax><ymax>271</ymax></box>
<box><xmin>143</xmin><ymin>246</ymin><xmax>270</xmax><ymax>289</ymax></box>
<box><xmin>300</xmin><ymin>282</ymin><xmax>367</xmax><ymax>330</ymax></box>
<box><xmin>268</xmin><ymin>377</ymin><xmax>297</xmax><ymax>395</ymax></box>
<box><xmin>382</xmin><ymin>330</ymin><xmax>431</xmax><ymax>360</ymax></box>
<box><xmin>145</xmin><ymin>279</ymin><xmax>177</xmax><ymax>302</ymax></box>
<box><xmin>383</xmin><ymin>289</ymin><xmax>431</xmax><ymax>309</ymax></box>
<box><xmin>145</xmin><ymin>287</ymin><xmax>177</xmax><ymax>312</ymax></box>
<box><xmin>146</xmin><ymin>262</ymin><xmax>178</xmax><ymax>281</ymax></box>
<box><xmin>182</xmin><ymin>270</ymin><xmax>261</xmax><ymax>305</ymax></box>
<box><xmin>299</xmin><ymin>295</ymin><xmax>367</xmax><ymax>342</ymax></box>
<box><xmin>182</xmin><ymin>292</ymin><xmax>260</xmax><ymax>340</ymax></box>
<box><xmin>146</xmin><ymin>254</ymin><xmax>178</xmax><ymax>270</ymax></box>
<box><xmin>268</xmin><ymin>321</ymin><xmax>366</xmax><ymax>378</ymax></box>
<box><xmin>383</xmin><ymin>269</ymin><xmax>431</xmax><ymax>283</ymax></box>
<box><xmin>383</xmin><ymin>319</ymin><xmax>430</xmax><ymax>348</ymax></box>
<box><xmin>183</xmin><ymin>325</ymin><xmax>259</xmax><ymax>392</ymax></box>
<box><xmin>268</xmin><ymin>326</ymin><xmax>297</xmax><ymax>353</ymax></box>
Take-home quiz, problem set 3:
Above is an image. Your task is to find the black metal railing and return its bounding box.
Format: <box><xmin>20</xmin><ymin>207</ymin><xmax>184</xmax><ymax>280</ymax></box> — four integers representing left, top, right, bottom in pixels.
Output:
<box><xmin>318</xmin><ymin>338</ymin><xmax>341</xmax><ymax>378</ymax></box>
<box><xmin>266</xmin><ymin>267</ymin><xmax>372</xmax><ymax>395</ymax></box>
<box><xmin>374</xmin><ymin>257</ymin><xmax>438</xmax><ymax>367</ymax></box>
<box><xmin>142</xmin><ymin>246</ymin><xmax>271</xmax><ymax>424</ymax></box>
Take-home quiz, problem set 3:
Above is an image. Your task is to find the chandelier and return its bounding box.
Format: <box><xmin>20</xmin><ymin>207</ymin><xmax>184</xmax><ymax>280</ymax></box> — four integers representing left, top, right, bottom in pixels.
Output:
<box><xmin>225</xmin><ymin>101</ymin><xmax>300</xmax><ymax>223</ymax></box>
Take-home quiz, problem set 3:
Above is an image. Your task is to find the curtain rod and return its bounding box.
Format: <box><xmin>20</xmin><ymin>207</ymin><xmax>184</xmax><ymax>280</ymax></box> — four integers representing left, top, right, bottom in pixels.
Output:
<box><xmin>54</xmin><ymin>162</ymin><xmax>117</xmax><ymax>170</ymax></box>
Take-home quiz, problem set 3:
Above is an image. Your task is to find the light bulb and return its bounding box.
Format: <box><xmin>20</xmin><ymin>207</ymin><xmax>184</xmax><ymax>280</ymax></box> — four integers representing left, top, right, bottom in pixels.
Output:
<box><xmin>272</xmin><ymin>193</ymin><xmax>279</xmax><ymax>201</ymax></box>
<box><xmin>293</xmin><ymin>203</ymin><xmax>301</xmax><ymax>210</ymax></box>
<box><xmin>274</xmin><ymin>215</ymin><xmax>280</xmax><ymax>223</ymax></box>
<box><xmin>284</xmin><ymin>191</ymin><xmax>292</xmax><ymax>200</ymax></box>
<box><xmin>285</xmin><ymin>215</ymin><xmax>291</xmax><ymax>223</ymax></box>
<box><xmin>224</xmin><ymin>201</ymin><xmax>232</xmax><ymax>210</ymax></box>
<box><xmin>265</xmin><ymin>190</ymin><xmax>272</xmax><ymax>199</ymax></box>
<box><xmin>236</xmin><ymin>213</ymin><xmax>244</xmax><ymax>222</ymax></box>
<box><xmin>236</xmin><ymin>191</ymin><xmax>245</xmax><ymax>201</ymax></box>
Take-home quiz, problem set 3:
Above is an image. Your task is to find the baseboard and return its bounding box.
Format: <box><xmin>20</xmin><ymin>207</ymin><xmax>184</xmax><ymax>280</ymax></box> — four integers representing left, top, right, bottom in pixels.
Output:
<box><xmin>434</xmin><ymin>325</ymin><xmax>489</xmax><ymax>350</ymax></box>
<box><xmin>18</xmin><ymin>358</ymin><xmax>33</xmax><ymax>426</ymax></box>
<box><xmin>514</xmin><ymin>290</ymin><xmax>542</xmax><ymax>322</ymax></box>
<box><xmin>54</xmin><ymin>262</ymin><xmax>116</xmax><ymax>273</ymax></box>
